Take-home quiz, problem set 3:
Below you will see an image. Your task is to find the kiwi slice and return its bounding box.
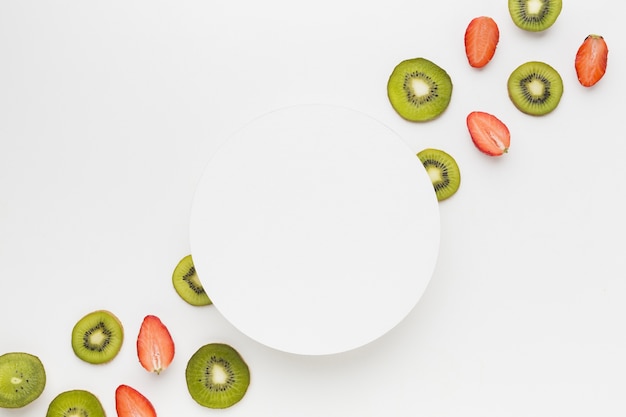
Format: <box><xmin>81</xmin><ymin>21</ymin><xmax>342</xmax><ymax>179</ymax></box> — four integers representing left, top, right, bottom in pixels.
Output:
<box><xmin>417</xmin><ymin>148</ymin><xmax>461</xmax><ymax>202</ymax></box>
<box><xmin>185</xmin><ymin>343</ymin><xmax>250</xmax><ymax>409</ymax></box>
<box><xmin>387</xmin><ymin>57</ymin><xmax>453</xmax><ymax>122</ymax></box>
<box><xmin>0</xmin><ymin>352</ymin><xmax>46</xmax><ymax>408</ymax></box>
<box><xmin>46</xmin><ymin>389</ymin><xmax>105</xmax><ymax>417</ymax></box>
<box><xmin>508</xmin><ymin>0</ymin><xmax>562</xmax><ymax>32</ymax></box>
<box><xmin>173</xmin><ymin>254</ymin><xmax>212</xmax><ymax>306</ymax></box>
<box><xmin>507</xmin><ymin>61</ymin><xmax>563</xmax><ymax>116</ymax></box>
<box><xmin>71</xmin><ymin>309</ymin><xmax>124</xmax><ymax>364</ymax></box>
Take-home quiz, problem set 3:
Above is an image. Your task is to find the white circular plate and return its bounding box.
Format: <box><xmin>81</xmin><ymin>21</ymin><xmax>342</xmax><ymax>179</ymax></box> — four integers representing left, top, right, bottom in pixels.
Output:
<box><xmin>190</xmin><ymin>104</ymin><xmax>440</xmax><ymax>355</ymax></box>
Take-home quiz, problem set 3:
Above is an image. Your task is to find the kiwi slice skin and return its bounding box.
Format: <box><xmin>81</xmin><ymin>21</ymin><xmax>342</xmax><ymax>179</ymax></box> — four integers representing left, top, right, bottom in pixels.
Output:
<box><xmin>417</xmin><ymin>148</ymin><xmax>461</xmax><ymax>202</ymax></box>
<box><xmin>0</xmin><ymin>352</ymin><xmax>46</xmax><ymax>409</ymax></box>
<box><xmin>508</xmin><ymin>0</ymin><xmax>562</xmax><ymax>32</ymax></box>
<box><xmin>71</xmin><ymin>309</ymin><xmax>124</xmax><ymax>364</ymax></box>
<box><xmin>173</xmin><ymin>254</ymin><xmax>212</xmax><ymax>306</ymax></box>
<box><xmin>46</xmin><ymin>389</ymin><xmax>106</xmax><ymax>417</ymax></box>
<box><xmin>507</xmin><ymin>61</ymin><xmax>563</xmax><ymax>116</ymax></box>
<box><xmin>387</xmin><ymin>57</ymin><xmax>453</xmax><ymax>122</ymax></box>
<box><xmin>185</xmin><ymin>343</ymin><xmax>250</xmax><ymax>409</ymax></box>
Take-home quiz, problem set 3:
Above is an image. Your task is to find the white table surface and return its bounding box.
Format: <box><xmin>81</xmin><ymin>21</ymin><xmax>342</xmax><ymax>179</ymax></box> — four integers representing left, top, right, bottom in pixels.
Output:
<box><xmin>1</xmin><ymin>0</ymin><xmax>624</xmax><ymax>416</ymax></box>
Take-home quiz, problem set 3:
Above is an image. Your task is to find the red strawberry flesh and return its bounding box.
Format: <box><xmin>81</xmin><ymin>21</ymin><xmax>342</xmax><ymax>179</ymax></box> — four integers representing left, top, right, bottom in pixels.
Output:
<box><xmin>575</xmin><ymin>34</ymin><xmax>608</xmax><ymax>87</ymax></box>
<box><xmin>115</xmin><ymin>384</ymin><xmax>157</xmax><ymax>417</ymax></box>
<box><xmin>464</xmin><ymin>16</ymin><xmax>499</xmax><ymax>68</ymax></box>
<box><xmin>466</xmin><ymin>111</ymin><xmax>510</xmax><ymax>156</ymax></box>
<box><xmin>137</xmin><ymin>315</ymin><xmax>175</xmax><ymax>374</ymax></box>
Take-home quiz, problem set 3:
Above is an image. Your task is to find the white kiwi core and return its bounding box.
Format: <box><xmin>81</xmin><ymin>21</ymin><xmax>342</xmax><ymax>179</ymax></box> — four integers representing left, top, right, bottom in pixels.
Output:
<box><xmin>426</xmin><ymin>166</ymin><xmax>443</xmax><ymax>184</ymax></box>
<box><xmin>89</xmin><ymin>330</ymin><xmax>107</xmax><ymax>346</ymax></box>
<box><xmin>526</xmin><ymin>0</ymin><xmax>544</xmax><ymax>15</ymax></box>
<box><xmin>411</xmin><ymin>78</ymin><xmax>431</xmax><ymax>98</ymax></box>
<box><xmin>528</xmin><ymin>78</ymin><xmax>546</xmax><ymax>97</ymax></box>
<box><xmin>212</xmin><ymin>364</ymin><xmax>229</xmax><ymax>385</ymax></box>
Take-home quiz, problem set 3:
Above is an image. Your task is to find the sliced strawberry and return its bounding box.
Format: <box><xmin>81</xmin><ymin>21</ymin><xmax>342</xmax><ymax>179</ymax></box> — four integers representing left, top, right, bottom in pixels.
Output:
<box><xmin>115</xmin><ymin>385</ymin><xmax>157</xmax><ymax>417</ymax></box>
<box><xmin>575</xmin><ymin>34</ymin><xmax>608</xmax><ymax>87</ymax></box>
<box><xmin>136</xmin><ymin>315</ymin><xmax>175</xmax><ymax>374</ymax></box>
<box><xmin>466</xmin><ymin>111</ymin><xmax>510</xmax><ymax>156</ymax></box>
<box><xmin>464</xmin><ymin>16</ymin><xmax>499</xmax><ymax>68</ymax></box>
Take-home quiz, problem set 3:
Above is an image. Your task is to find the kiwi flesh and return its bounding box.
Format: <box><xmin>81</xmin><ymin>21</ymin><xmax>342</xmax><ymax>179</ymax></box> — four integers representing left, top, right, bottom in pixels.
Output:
<box><xmin>173</xmin><ymin>254</ymin><xmax>212</xmax><ymax>306</ymax></box>
<box><xmin>417</xmin><ymin>148</ymin><xmax>461</xmax><ymax>202</ymax></box>
<box><xmin>0</xmin><ymin>352</ymin><xmax>46</xmax><ymax>408</ymax></box>
<box><xmin>508</xmin><ymin>0</ymin><xmax>562</xmax><ymax>32</ymax></box>
<box><xmin>185</xmin><ymin>343</ymin><xmax>250</xmax><ymax>409</ymax></box>
<box><xmin>46</xmin><ymin>389</ymin><xmax>105</xmax><ymax>417</ymax></box>
<box><xmin>71</xmin><ymin>310</ymin><xmax>124</xmax><ymax>364</ymax></box>
<box><xmin>387</xmin><ymin>57</ymin><xmax>453</xmax><ymax>122</ymax></box>
<box><xmin>507</xmin><ymin>61</ymin><xmax>563</xmax><ymax>116</ymax></box>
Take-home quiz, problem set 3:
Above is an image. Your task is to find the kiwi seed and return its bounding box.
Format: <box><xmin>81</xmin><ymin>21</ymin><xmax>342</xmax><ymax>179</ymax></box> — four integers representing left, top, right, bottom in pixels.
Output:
<box><xmin>417</xmin><ymin>148</ymin><xmax>461</xmax><ymax>202</ymax></box>
<box><xmin>387</xmin><ymin>57</ymin><xmax>453</xmax><ymax>122</ymax></box>
<box><xmin>185</xmin><ymin>343</ymin><xmax>250</xmax><ymax>409</ymax></box>
<box><xmin>508</xmin><ymin>0</ymin><xmax>562</xmax><ymax>32</ymax></box>
<box><xmin>0</xmin><ymin>352</ymin><xmax>46</xmax><ymax>408</ymax></box>
<box><xmin>172</xmin><ymin>254</ymin><xmax>212</xmax><ymax>306</ymax></box>
<box><xmin>71</xmin><ymin>310</ymin><xmax>124</xmax><ymax>364</ymax></box>
<box><xmin>46</xmin><ymin>389</ymin><xmax>105</xmax><ymax>417</ymax></box>
<box><xmin>507</xmin><ymin>61</ymin><xmax>563</xmax><ymax>116</ymax></box>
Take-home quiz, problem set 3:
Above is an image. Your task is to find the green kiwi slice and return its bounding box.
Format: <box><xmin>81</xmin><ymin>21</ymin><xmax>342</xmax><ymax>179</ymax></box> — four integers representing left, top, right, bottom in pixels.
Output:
<box><xmin>0</xmin><ymin>352</ymin><xmax>46</xmax><ymax>408</ymax></box>
<box><xmin>507</xmin><ymin>61</ymin><xmax>563</xmax><ymax>116</ymax></box>
<box><xmin>387</xmin><ymin>57</ymin><xmax>453</xmax><ymax>122</ymax></box>
<box><xmin>71</xmin><ymin>310</ymin><xmax>124</xmax><ymax>364</ymax></box>
<box><xmin>46</xmin><ymin>389</ymin><xmax>105</xmax><ymax>417</ymax></box>
<box><xmin>417</xmin><ymin>148</ymin><xmax>461</xmax><ymax>202</ymax></box>
<box><xmin>173</xmin><ymin>254</ymin><xmax>212</xmax><ymax>306</ymax></box>
<box><xmin>508</xmin><ymin>0</ymin><xmax>562</xmax><ymax>32</ymax></box>
<box><xmin>185</xmin><ymin>343</ymin><xmax>250</xmax><ymax>409</ymax></box>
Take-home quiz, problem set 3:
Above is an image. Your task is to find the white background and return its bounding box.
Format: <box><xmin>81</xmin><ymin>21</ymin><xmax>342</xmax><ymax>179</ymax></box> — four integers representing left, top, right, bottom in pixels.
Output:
<box><xmin>1</xmin><ymin>0</ymin><xmax>624</xmax><ymax>416</ymax></box>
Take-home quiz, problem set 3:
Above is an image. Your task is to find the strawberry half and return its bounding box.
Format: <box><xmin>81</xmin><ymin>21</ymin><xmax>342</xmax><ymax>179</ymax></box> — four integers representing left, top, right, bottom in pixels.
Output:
<box><xmin>136</xmin><ymin>315</ymin><xmax>175</xmax><ymax>374</ymax></box>
<box><xmin>466</xmin><ymin>111</ymin><xmax>510</xmax><ymax>156</ymax></box>
<box><xmin>115</xmin><ymin>385</ymin><xmax>157</xmax><ymax>417</ymax></box>
<box><xmin>575</xmin><ymin>34</ymin><xmax>608</xmax><ymax>87</ymax></box>
<box><xmin>464</xmin><ymin>16</ymin><xmax>499</xmax><ymax>68</ymax></box>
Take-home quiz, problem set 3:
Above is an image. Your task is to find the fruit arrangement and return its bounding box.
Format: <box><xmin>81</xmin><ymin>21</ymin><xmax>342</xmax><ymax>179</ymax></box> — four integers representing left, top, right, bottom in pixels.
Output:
<box><xmin>0</xmin><ymin>1</ymin><xmax>612</xmax><ymax>414</ymax></box>
<box><xmin>388</xmin><ymin>0</ymin><xmax>609</xmax><ymax>201</ymax></box>
<box><xmin>0</xmin><ymin>255</ymin><xmax>250</xmax><ymax>414</ymax></box>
